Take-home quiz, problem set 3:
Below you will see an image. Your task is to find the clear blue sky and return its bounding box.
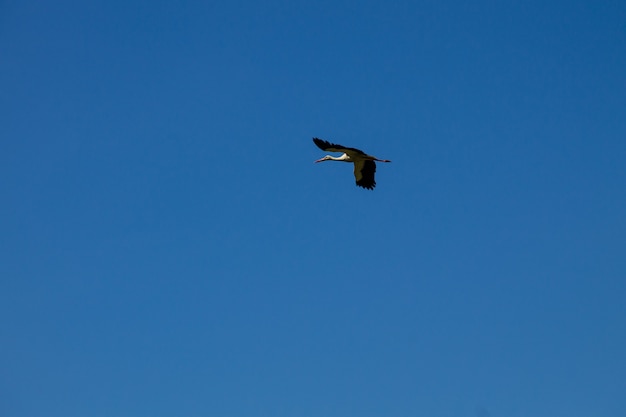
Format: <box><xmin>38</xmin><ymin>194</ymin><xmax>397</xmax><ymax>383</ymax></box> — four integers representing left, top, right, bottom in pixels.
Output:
<box><xmin>1</xmin><ymin>0</ymin><xmax>625</xmax><ymax>416</ymax></box>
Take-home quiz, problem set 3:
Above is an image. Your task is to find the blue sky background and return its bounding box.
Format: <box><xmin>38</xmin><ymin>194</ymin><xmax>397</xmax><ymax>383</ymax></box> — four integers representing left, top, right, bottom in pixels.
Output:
<box><xmin>1</xmin><ymin>0</ymin><xmax>625</xmax><ymax>416</ymax></box>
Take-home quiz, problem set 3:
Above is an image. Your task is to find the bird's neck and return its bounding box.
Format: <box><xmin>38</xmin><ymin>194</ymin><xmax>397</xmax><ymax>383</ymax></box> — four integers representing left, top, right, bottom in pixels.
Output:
<box><xmin>331</xmin><ymin>154</ymin><xmax>351</xmax><ymax>162</ymax></box>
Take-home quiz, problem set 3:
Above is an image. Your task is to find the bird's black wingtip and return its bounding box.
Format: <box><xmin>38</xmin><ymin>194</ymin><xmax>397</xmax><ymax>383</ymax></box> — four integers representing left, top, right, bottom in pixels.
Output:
<box><xmin>356</xmin><ymin>182</ymin><xmax>376</xmax><ymax>190</ymax></box>
<box><xmin>312</xmin><ymin>137</ymin><xmax>330</xmax><ymax>150</ymax></box>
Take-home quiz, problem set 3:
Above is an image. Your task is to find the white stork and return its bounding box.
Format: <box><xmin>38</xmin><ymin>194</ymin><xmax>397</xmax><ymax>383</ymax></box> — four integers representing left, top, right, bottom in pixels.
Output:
<box><xmin>313</xmin><ymin>137</ymin><xmax>391</xmax><ymax>190</ymax></box>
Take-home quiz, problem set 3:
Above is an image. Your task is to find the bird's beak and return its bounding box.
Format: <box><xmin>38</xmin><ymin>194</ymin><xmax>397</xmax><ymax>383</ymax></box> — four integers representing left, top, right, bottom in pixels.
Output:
<box><xmin>314</xmin><ymin>158</ymin><xmax>324</xmax><ymax>163</ymax></box>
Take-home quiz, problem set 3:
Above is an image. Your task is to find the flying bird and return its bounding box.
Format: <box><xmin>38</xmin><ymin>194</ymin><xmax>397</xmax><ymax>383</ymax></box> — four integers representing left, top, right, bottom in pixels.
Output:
<box><xmin>313</xmin><ymin>137</ymin><xmax>391</xmax><ymax>190</ymax></box>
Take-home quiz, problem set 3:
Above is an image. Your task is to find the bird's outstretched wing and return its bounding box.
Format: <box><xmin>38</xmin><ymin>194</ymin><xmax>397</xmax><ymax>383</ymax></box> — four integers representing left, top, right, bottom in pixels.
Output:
<box><xmin>354</xmin><ymin>160</ymin><xmax>376</xmax><ymax>190</ymax></box>
<box><xmin>313</xmin><ymin>137</ymin><xmax>366</xmax><ymax>156</ymax></box>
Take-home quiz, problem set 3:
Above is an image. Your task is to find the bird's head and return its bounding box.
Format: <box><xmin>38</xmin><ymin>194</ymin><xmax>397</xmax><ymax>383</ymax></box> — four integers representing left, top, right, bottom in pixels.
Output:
<box><xmin>314</xmin><ymin>155</ymin><xmax>332</xmax><ymax>163</ymax></box>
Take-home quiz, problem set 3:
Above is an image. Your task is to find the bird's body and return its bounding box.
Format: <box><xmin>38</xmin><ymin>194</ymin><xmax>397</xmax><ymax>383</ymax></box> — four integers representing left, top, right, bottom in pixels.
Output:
<box><xmin>313</xmin><ymin>137</ymin><xmax>391</xmax><ymax>190</ymax></box>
